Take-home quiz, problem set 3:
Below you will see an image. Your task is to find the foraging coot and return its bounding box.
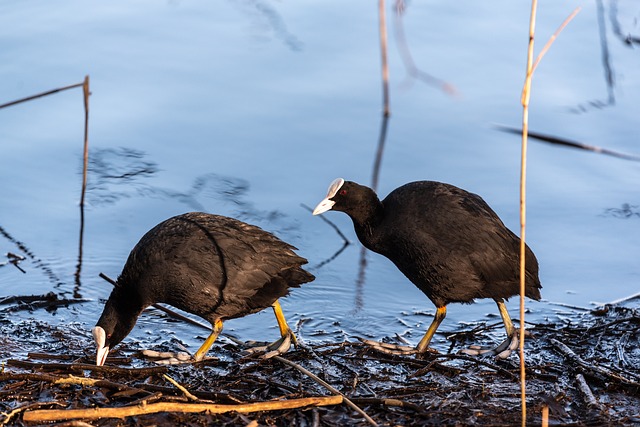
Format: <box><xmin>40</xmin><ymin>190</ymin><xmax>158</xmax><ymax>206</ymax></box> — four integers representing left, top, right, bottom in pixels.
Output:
<box><xmin>313</xmin><ymin>178</ymin><xmax>541</xmax><ymax>357</ymax></box>
<box><xmin>92</xmin><ymin>212</ymin><xmax>314</xmax><ymax>365</ymax></box>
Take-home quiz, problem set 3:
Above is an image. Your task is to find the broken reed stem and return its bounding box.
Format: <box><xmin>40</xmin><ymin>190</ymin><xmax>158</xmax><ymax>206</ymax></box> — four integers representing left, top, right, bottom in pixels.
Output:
<box><xmin>22</xmin><ymin>395</ymin><xmax>344</xmax><ymax>422</ymax></box>
<box><xmin>520</xmin><ymin>1</ymin><xmax>538</xmax><ymax>426</ymax></box>
<box><xmin>0</xmin><ymin>82</ymin><xmax>84</xmax><ymax>110</ymax></box>
<box><xmin>379</xmin><ymin>0</ymin><xmax>390</xmax><ymax>117</ymax></box>
<box><xmin>532</xmin><ymin>7</ymin><xmax>582</xmax><ymax>73</ymax></box>
<box><xmin>75</xmin><ymin>75</ymin><xmax>91</xmax><ymax>293</ymax></box>
<box><xmin>80</xmin><ymin>75</ymin><xmax>90</xmax><ymax>209</ymax></box>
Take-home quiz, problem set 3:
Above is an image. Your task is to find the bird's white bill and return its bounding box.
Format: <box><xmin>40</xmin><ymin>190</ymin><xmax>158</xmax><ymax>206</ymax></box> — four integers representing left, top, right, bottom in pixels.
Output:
<box><xmin>313</xmin><ymin>198</ymin><xmax>335</xmax><ymax>215</ymax></box>
<box><xmin>92</xmin><ymin>326</ymin><xmax>110</xmax><ymax>366</ymax></box>
<box><xmin>312</xmin><ymin>178</ymin><xmax>344</xmax><ymax>215</ymax></box>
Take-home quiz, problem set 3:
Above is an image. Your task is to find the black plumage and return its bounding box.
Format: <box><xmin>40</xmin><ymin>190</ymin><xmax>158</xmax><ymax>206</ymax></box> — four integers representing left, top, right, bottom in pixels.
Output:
<box><xmin>92</xmin><ymin>212</ymin><xmax>314</xmax><ymax>365</ymax></box>
<box><xmin>313</xmin><ymin>178</ymin><xmax>541</xmax><ymax>356</ymax></box>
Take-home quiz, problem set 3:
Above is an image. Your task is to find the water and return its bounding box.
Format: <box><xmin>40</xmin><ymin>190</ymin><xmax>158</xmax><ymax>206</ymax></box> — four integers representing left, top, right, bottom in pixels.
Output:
<box><xmin>1</xmin><ymin>1</ymin><xmax>638</xmax><ymax>357</ymax></box>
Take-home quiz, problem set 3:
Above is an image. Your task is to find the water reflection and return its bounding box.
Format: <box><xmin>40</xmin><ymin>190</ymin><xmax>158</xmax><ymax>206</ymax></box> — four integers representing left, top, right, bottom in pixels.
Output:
<box><xmin>231</xmin><ymin>0</ymin><xmax>303</xmax><ymax>51</ymax></box>
<box><xmin>0</xmin><ymin>252</ymin><xmax>26</xmax><ymax>273</ymax></box>
<box><xmin>602</xmin><ymin>203</ymin><xmax>640</xmax><ymax>219</ymax></box>
<box><xmin>572</xmin><ymin>0</ymin><xmax>616</xmax><ymax>113</ymax></box>
<box><xmin>86</xmin><ymin>147</ymin><xmax>159</xmax><ymax>206</ymax></box>
<box><xmin>87</xmin><ymin>147</ymin><xmax>292</xmax><ymax>228</ymax></box>
<box><xmin>609</xmin><ymin>0</ymin><xmax>640</xmax><ymax>47</ymax></box>
<box><xmin>0</xmin><ymin>225</ymin><xmax>64</xmax><ymax>288</ymax></box>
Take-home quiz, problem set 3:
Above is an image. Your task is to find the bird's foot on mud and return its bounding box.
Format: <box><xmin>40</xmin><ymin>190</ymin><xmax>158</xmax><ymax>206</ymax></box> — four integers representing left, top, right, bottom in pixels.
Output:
<box><xmin>140</xmin><ymin>349</ymin><xmax>215</xmax><ymax>365</ymax></box>
<box><xmin>244</xmin><ymin>329</ymin><xmax>294</xmax><ymax>359</ymax></box>
<box><xmin>460</xmin><ymin>329</ymin><xmax>532</xmax><ymax>359</ymax></box>
<box><xmin>358</xmin><ymin>338</ymin><xmax>438</xmax><ymax>356</ymax></box>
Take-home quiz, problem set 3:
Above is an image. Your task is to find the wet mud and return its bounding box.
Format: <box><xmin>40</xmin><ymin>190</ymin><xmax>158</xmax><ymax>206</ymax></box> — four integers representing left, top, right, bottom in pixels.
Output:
<box><xmin>0</xmin><ymin>297</ymin><xmax>638</xmax><ymax>426</ymax></box>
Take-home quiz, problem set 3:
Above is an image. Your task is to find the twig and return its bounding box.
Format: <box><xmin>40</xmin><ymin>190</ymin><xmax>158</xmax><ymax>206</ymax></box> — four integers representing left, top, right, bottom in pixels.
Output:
<box><xmin>549</xmin><ymin>338</ymin><xmax>640</xmax><ymax>387</ymax></box>
<box><xmin>0</xmin><ymin>82</ymin><xmax>83</xmax><ymax>109</ymax></box>
<box><xmin>22</xmin><ymin>395</ymin><xmax>344</xmax><ymax>422</ymax></box>
<box><xmin>379</xmin><ymin>0</ymin><xmax>390</xmax><ymax>117</ymax></box>
<box><xmin>532</xmin><ymin>8</ymin><xmax>582</xmax><ymax>73</ymax></box>
<box><xmin>495</xmin><ymin>125</ymin><xmax>640</xmax><ymax>162</ymax></box>
<box><xmin>75</xmin><ymin>75</ymin><xmax>91</xmax><ymax>296</ymax></box>
<box><xmin>575</xmin><ymin>373</ymin><xmax>599</xmax><ymax>408</ymax></box>
<box><xmin>163</xmin><ymin>374</ymin><xmax>199</xmax><ymax>401</ymax></box>
<box><xmin>274</xmin><ymin>356</ymin><xmax>378</xmax><ymax>427</ymax></box>
<box><xmin>0</xmin><ymin>401</ymin><xmax>64</xmax><ymax>427</ymax></box>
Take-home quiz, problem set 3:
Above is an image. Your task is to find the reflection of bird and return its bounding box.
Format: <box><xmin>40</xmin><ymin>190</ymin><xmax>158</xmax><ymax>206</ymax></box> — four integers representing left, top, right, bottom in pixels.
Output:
<box><xmin>92</xmin><ymin>212</ymin><xmax>314</xmax><ymax>365</ymax></box>
<box><xmin>313</xmin><ymin>178</ymin><xmax>541</xmax><ymax>357</ymax></box>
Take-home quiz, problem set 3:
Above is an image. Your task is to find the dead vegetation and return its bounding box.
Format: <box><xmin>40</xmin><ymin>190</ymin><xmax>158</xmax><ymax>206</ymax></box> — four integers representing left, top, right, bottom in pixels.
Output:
<box><xmin>0</xmin><ymin>301</ymin><xmax>638</xmax><ymax>426</ymax></box>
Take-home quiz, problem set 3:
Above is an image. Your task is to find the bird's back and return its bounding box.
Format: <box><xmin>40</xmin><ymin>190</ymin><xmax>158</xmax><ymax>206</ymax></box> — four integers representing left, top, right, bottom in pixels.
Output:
<box><xmin>374</xmin><ymin>181</ymin><xmax>540</xmax><ymax>307</ymax></box>
<box><xmin>117</xmin><ymin>212</ymin><xmax>314</xmax><ymax>321</ymax></box>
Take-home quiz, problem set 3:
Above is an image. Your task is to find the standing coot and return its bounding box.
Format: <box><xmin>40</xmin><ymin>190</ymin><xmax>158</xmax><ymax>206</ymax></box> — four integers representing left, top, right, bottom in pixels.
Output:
<box><xmin>92</xmin><ymin>212</ymin><xmax>314</xmax><ymax>365</ymax></box>
<box><xmin>313</xmin><ymin>178</ymin><xmax>541</xmax><ymax>357</ymax></box>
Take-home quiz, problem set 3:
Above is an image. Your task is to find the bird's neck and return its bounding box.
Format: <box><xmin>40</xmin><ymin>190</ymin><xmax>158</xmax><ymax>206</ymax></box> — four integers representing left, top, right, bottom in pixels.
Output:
<box><xmin>350</xmin><ymin>198</ymin><xmax>385</xmax><ymax>248</ymax></box>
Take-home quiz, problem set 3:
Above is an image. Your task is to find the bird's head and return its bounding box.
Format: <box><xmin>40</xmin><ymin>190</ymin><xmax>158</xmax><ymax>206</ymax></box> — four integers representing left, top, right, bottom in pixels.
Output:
<box><xmin>92</xmin><ymin>294</ymin><xmax>138</xmax><ymax>366</ymax></box>
<box><xmin>313</xmin><ymin>178</ymin><xmax>375</xmax><ymax>217</ymax></box>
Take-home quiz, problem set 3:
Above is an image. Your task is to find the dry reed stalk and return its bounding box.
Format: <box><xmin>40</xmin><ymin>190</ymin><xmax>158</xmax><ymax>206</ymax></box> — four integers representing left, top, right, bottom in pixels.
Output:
<box><xmin>22</xmin><ymin>395</ymin><xmax>343</xmax><ymax>422</ymax></box>
<box><xmin>519</xmin><ymin>3</ymin><xmax>538</xmax><ymax>425</ymax></box>
<box><xmin>379</xmin><ymin>0</ymin><xmax>390</xmax><ymax>117</ymax></box>
<box><xmin>520</xmin><ymin>5</ymin><xmax>580</xmax><ymax>426</ymax></box>
<box><xmin>0</xmin><ymin>82</ymin><xmax>83</xmax><ymax>109</ymax></box>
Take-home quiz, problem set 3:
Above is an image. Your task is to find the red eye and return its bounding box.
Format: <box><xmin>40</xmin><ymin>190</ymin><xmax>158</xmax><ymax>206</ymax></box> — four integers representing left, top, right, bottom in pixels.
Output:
<box><xmin>340</xmin><ymin>189</ymin><xmax>347</xmax><ymax>196</ymax></box>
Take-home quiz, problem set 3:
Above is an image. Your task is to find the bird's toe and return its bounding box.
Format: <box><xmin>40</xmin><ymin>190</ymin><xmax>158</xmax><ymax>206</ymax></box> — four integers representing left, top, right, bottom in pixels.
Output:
<box><xmin>141</xmin><ymin>349</ymin><xmax>204</xmax><ymax>364</ymax></box>
<box><xmin>460</xmin><ymin>329</ymin><xmax>529</xmax><ymax>359</ymax></box>
<box><xmin>245</xmin><ymin>329</ymin><xmax>294</xmax><ymax>358</ymax></box>
<box><xmin>359</xmin><ymin>337</ymin><xmax>432</xmax><ymax>355</ymax></box>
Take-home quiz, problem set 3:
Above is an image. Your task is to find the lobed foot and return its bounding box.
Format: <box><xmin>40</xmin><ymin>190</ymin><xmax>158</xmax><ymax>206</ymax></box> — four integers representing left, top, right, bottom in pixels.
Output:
<box><xmin>140</xmin><ymin>349</ymin><xmax>202</xmax><ymax>365</ymax></box>
<box><xmin>358</xmin><ymin>338</ymin><xmax>437</xmax><ymax>356</ymax></box>
<box><xmin>459</xmin><ymin>329</ymin><xmax>531</xmax><ymax>359</ymax></box>
<box><xmin>244</xmin><ymin>329</ymin><xmax>294</xmax><ymax>359</ymax></box>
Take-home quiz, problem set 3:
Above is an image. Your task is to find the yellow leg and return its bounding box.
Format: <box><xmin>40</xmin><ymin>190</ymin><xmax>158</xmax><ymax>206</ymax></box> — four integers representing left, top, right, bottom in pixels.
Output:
<box><xmin>495</xmin><ymin>299</ymin><xmax>515</xmax><ymax>337</ymax></box>
<box><xmin>193</xmin><ymin>318</ymin><xmax>223</xmax><ymax>361</ymax></box>
<box><xmin>415</xmin><ymin>306</ymin><xmax>447</xmax><ymax>353</ymax></box>
<box><xmin>272</xmin><ymin>299</ymin><xmax>297</xmax><ymax>346</ymax></box>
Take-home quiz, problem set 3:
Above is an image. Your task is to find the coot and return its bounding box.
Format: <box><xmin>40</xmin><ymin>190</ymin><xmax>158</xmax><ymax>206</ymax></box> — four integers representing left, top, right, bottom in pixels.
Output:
<box><xmin>92</xmin><ymin>212</ymin><xmax>314</xmax><ymax>365</ymax></box>
<box><xmin>313</xmin><ymin>178</ymin><xmax>541</xmax><ymax>357</ymax></box>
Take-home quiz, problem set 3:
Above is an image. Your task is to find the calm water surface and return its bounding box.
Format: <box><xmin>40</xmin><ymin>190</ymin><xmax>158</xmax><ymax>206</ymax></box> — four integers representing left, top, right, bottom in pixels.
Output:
<box><xmin>1</xmin><ymin>1</ymin><xmax>638</xmax><ymax>356</ymax></box>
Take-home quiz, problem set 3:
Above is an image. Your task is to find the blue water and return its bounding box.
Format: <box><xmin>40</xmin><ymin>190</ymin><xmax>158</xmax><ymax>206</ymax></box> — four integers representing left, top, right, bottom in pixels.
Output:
<box><xmin>1</xmin><ymin>0</ymin><xmax>638</xmax><ymax>357</ymax></box>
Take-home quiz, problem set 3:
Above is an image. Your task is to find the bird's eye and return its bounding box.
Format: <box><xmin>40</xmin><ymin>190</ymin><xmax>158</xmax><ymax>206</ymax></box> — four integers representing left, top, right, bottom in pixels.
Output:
<box><xmin>340</xmin><ymin>189</ymin><xmax>347</xmax><ymax>196</ymax></box>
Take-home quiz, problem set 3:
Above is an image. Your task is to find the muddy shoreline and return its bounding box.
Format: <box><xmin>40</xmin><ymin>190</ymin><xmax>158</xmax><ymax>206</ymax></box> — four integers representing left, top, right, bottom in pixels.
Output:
<box><xmin>1</xmin><ymin>297</ymin><xmax>638</xmax><ymax>426</ymax></box>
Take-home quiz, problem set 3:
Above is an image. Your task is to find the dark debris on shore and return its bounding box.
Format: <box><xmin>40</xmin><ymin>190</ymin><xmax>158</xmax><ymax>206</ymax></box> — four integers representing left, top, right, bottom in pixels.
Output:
<box><xmin>0</xmin><ymin>301</ymin><xmax>639</xmax><ymax>426</ymax></box>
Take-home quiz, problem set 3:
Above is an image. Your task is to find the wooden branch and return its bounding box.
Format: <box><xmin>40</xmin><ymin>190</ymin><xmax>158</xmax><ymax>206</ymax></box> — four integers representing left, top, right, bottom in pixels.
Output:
<box><xmin>22</xmin><ymin>395</ymin><xmax>343</xmax><ymax>422</ymax></box>
<box><xmin>575</xmin><ymin>373</ymin><xmax>599</xmax><ymax>408</ymax></box>
<box><xmin>550</xmin><ymin>338</ymin><xmax>640</xmax><ymax>387</ymax></box>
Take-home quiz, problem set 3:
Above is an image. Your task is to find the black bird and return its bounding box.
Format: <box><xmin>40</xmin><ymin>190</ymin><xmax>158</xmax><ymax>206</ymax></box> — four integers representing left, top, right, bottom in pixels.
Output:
<box><xmin>92</xmin><ymin>212</ymin><xmax>314</xmax><ymax>365</ymax></box>
<box><xmin>313</xmin><ymin>178</ymin><xmax>541</xmax><ymax>357</ymax></box>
